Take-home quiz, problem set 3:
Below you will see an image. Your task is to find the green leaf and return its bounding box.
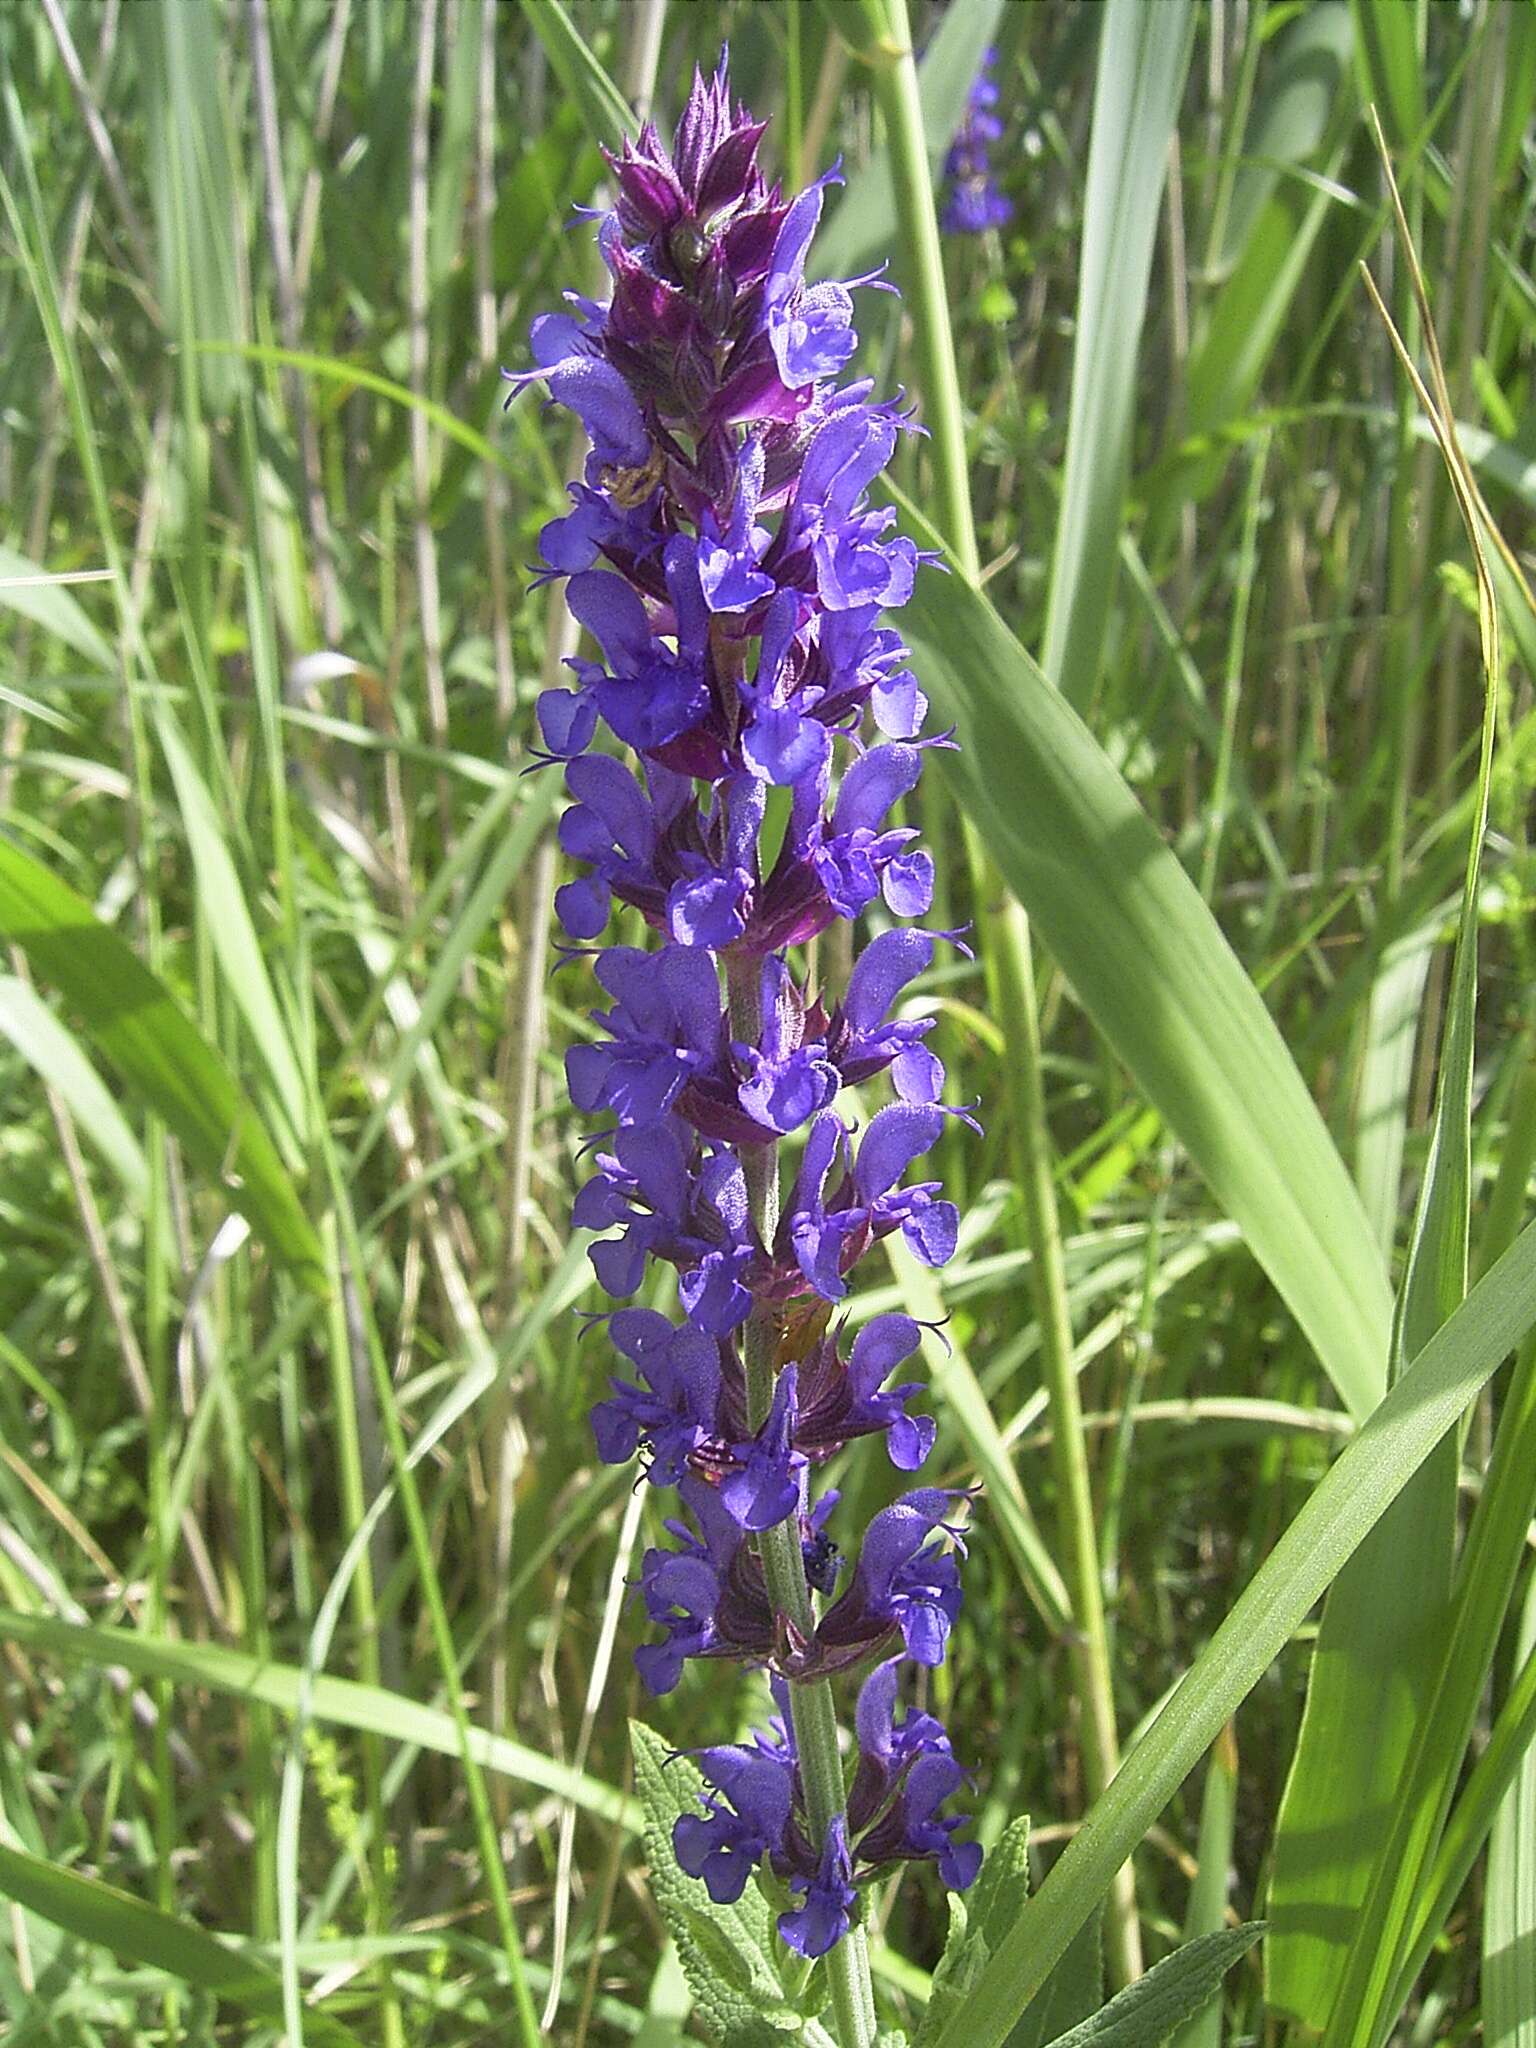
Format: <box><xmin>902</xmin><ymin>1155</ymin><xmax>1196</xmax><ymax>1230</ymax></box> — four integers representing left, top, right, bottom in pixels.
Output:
<box><xmin>1039</xmin><ymin>1925</ymin><xmax>1263</xmax><ymax>2048</ymax></box>
<box><xmin>1008</xmin><ymin>1905</ymin><xmax>1102</xmax><ymax>2048</ymax></box>
<box><xmin>891</xmin><ymin>488</ymin><xmax>1392</xmax><ymax>1420</ymax></box>
<box><xmin>927</xmin><ymin>1215</ymin><xmax>1536</xmax><ymax>2048</ymax></box>
<box><xmin>810</xmin><ymin>0</ymin><xmax>1010</xmax><ymax>284</ymax></box>
<box><xmin>973</xmin><ymin>1816</ymin><xmax>1033</xmax><ymax>1950</ymax></box>
<box><xmin>630</xmin><ymin>1722</ymin><xmax>800</xmax><ymax>2048</ymax></box>
<box><xmin>0</xmin><ymin>974</ymin><xmax>148</xmax><ymax>1204</ymax></box>
<box><xmin>0</xmin><ymin>1843</ymin><xmax>365</xmax><ymax>2047</ymax></box>
<box><xmin>1039</xmin><ymin>0</ymin><xmax>1195</xmax><ymax>708</ymax></box>
<box><xmin>0</xmin><ymin>545</ymin><xmax>112</xmax><ymax>669</ymax></box>
<box><xmin>158</xmin><ymin>712</ymin><xmax>308</xmax><ymax>1154</ymax></box>
<box><xmin>919</xmin><ymin>1811</ymin><xmax>1036</xmax><ymax>2045</ymax></box>
<box><xmin>0</xmin><ymin>1608</ymin><xmax>632</xmax><ymax>1829</ymax></box>
<box><xmin>0</xmin><ymin>836</ymin><xmax>323</xmax><ymax>1282</ymax></box>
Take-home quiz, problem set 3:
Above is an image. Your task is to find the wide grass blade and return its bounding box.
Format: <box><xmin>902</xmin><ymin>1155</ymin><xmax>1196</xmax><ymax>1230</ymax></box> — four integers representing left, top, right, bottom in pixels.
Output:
<box><xmin>0</xmin><ymin>972</ymin><xmax>148</xmax><ymax>1204</ymax></box>
<box><xmin>1039</xmin><ymin>0</ymin><xmax>1194</xmax><ymax>709</ymax></box>
<box><xmin>892</xmin><ymin>484</ymin><xmax>1392</xmax><ymax>1419</ymax></box>
<box><xmin>0</xmin><ymin>1843</ymin><xmax>365</xmax><ymax>2048</ymax></box>
<box><xmin>0</xmin><ymin>1608</ymin><xmax>634</xmax><ymax>1829</ymax></box>
<box><xmin>0</xmin><ymin>835</ymin><xmax>323</xmax><ymax>1281</ymax></box>
<box><xmin>928</xmin><ymin>1213</ymin><xmax>1536</xmax><ymax>2048</ymax></box>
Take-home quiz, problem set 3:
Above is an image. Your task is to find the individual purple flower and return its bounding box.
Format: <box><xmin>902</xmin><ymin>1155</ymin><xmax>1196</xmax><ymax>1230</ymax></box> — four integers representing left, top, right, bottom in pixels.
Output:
<box><xmin>783</xmin><ymin>1107</ymin><xmax>960</xmax><ymax>1302</ymax></box>
<box><xmin>634</xmin><ymin>1475</ymin><xmax>775</xmax><ymax>1694</ymax></box>
<box><xmin>941</xmin><ymin>48</ymin><xmax>1013</xmax><ymax>236</ymax></box>
<box><xmin>573</xmin><ymin>1121</ymin><xmax>756</xmax><ymax>1334</ymax></box>
<box><xmin>848</xmin><ymin>1660</ymin><xmax>982</xmax><ymax>1889</ymax></box>
<box><xmin>674</xmin><ymin>1738</ymin><xmax>796</xmax><ymax>1903</ymax></box>
<box><xmin>720</xmin><ymin>1366</ymin><xmax>806</xmax><ymax>1532</ymax></box>
<box><xmin>817</xmin><ymin>1489</ymin><xmax>971</xmax><ymax>1669</ymax></box>
<box><xmin>781</xmin><ymin>1816</ymin><xmax>859</xmax><ymax>1958</ymax></box>
<box><xmin>793</xmin><ymin>1315</ymin><xmax>937</xmax><ymax>1471</ymax></box>
<box><xmin>590</xmin><ymin>1309</ymin><xmax>723</xmax><ymax>1484</ymax></box>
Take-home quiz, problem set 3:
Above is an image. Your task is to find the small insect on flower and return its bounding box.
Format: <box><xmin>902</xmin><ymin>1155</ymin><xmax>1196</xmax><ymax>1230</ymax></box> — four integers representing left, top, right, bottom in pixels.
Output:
<box><xmin>601</xmin><ymin>442</ymin><xmax>668</xmax><ymax>507</ymax></box>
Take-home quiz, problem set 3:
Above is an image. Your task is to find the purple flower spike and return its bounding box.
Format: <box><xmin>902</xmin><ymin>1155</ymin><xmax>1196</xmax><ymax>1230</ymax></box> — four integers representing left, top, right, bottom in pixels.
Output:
<box><xmin>941</xmin><ymin>47</ymin><xmax>1014</xmax><ymax>237</ymax></box>
<box><xmin>521</xmin><ymin>47</ymin><xmax>984</xmax><ymax>1955</ymax></box>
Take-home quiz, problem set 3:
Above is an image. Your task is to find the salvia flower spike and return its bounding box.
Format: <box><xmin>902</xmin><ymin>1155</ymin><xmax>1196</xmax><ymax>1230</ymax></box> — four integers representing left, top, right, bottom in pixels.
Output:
<box><xmin>515</xmin><ymin>55</ymin><xmax>981</xmax><ymax>1979</ymax></box>
<box><xmin>941</xmin><ymin>46</ymin><xmax>1014</xmax><ymax>236</ymax></box>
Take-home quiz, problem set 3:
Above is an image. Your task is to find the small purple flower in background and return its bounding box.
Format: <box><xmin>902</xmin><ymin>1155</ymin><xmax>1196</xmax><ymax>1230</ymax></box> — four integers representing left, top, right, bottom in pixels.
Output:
<box><xmin>941</xmin><ymin>47</ymin><xmax>1014</xmax><ymax>236</ymax></box>
<box><xmin>515</xmin><ymin>54</ymin><xmax>979</xmax><ymax>1970</ymax></box>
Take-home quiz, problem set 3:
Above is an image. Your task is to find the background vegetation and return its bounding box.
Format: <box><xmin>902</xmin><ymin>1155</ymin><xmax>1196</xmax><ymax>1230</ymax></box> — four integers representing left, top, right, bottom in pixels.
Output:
<box><xmin>1</xmin><ymin>0</ymin><xmax>1534</xmax><ymax>2042</ymax></box>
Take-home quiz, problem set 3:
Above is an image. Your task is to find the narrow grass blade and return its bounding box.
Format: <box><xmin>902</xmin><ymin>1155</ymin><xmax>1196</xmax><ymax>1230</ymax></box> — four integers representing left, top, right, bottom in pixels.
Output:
<box><xmin>1485</xmin><ymin>1570</ymin><xmax>1536</xmax><ymax>2046</ymax></box>
<box><xmin>0</xmin><ymin>836</ymin><xmax>323</xmax><ymax>1282</ymax></box>
<box><xmin>1170</xmin><ymin>1726</ymin><xmax>1240</xmax><ymax>2048</ymax></box>
<box><xmin>0</xmin><ymin>1843</ymin><xmax>365</xmax><ymax>2047</ymax></box>
<box><xmin>1039</xmin><ymin>0</ymin><xmax>1194</xmax><ymax>708</ymax></box>
<box><xmin>891</xmin><ymin>484</ymin><xmax>1392</xmax><ymax>1419</ymax></box>
<box><xmin>0</xmin><ymin>973</ymin><xmax>148</xmax><ymax>1203</ymax></box>
<box><xmin>1352</xmin><ymin>0</ymin><xmax>1426</xmax><ymax>147</ymax></box>
<box><xmin>158</xmin><ymin>712</ymin><xmax>308</xmax><ymax>1155</ymax></box>
<box><xmin>927</xmin><ymin>1214</ymin><xmax>1536</xmax><ymax>2048</ymax></box>
<box><xmin>0</xmin><ymin>1608</ymin><xmax>635</xmax><ymax>1829</ymax></box>
<box><xmin>1285</xmin><ymin>138</ymin><xmax>1514</xmax><ymax>2048</ymax></box>
<box><xmin>518</xmin><ymin>0</ymin><xmax>635</xmax><ymax>154</ymax></box>
<box><xmin>0</xmin><ymin>544</ymin><xmax>112</xmax><ymax>669</ymax></box>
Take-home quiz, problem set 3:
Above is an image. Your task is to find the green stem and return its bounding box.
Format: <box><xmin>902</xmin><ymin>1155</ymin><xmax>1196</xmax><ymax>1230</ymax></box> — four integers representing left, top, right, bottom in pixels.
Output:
<box><xmin>727</xmin><ymin>961</ymin><xmax>877</xmax><ymax>2048</ymax></box>
<box><xmin>870</xmin><ymin>0</ymin><xmax>1141</xmax><ymax>1983</ymax></box>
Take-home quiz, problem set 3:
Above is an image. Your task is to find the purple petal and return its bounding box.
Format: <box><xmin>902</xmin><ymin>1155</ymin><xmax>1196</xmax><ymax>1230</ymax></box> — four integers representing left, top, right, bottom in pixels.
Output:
<box><xmin>853</xmin><ymin>1105</ymin><xmax>946</xmax><ymax>1201</ymax></box>
<box><xmin>844</xmin><ymin>928</ymin><xmax>934</xmax><ymax>1033</ymax></box>
<box><xmin>903</xmin><ymin>1200</ymin><xmax>958</xmax><ymax>1268</ymax></box>
<box><xmin>832</xmin><ymin>744</ymin><xmax>922</xmax><ymax>835</ymax></box>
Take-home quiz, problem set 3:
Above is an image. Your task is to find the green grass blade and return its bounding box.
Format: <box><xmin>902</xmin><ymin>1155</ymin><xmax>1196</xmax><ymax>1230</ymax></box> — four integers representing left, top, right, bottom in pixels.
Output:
<box><xmin>0</xmin><ymin>546</ymin><xmax>112</xmax><ymax>669</ymax></box>
<box><xmin>0</xmin><ymin>1608</ymin><xmax>635</xmax><ymax>1829</ymax></box>
<box><xmin>892</xmin><ymin>484</ymin><xmax>1392</xmax><ymax>1418</ymax></box>
<box><xmin>518</xmin><ymin>0</ymin><xmax>635</xmax><ymax>154</ymax></box>
<box><xmin>0</xmin><ymin>1843</ymin><xmax>365</xmax><ymax>2048</ymax></box>
<box><xmin>1483</xmin><ymin>1571</ymin><xmax>1536</xmax><ymax>2047</ymax></box>
<box><xmin>928</xmin><ymin>1214</ymin><xmax>1536</xmax><ymax>2048</ymax></box>
<box><xmin>1351</xmin><ymin>0</ymin><xmax>1426</xmax><ymax>147</ymax></box>
<box><xmin>0</xmin><ymin>835</ymin><xmax>323</xmax><ymax>1282</ymax></box>
<box><xmin>1170</xmin><ymin>1727</ymin><xmax>1240</xmax><ymax>2048</ymax></box>
<box><xmin>1039</xmin><ymin>0</ymin><xmax>1194</xmax><ymax>708</ymax></box>
<box><xmin>157</xmin><ymin>711</ymin><xmax>309</xmax><ymax>1154</ymax></box>
<box><xmin>1287</xmin><ymin>199</ymin><xmax>1510</xmax><ymax>2048</ymax></box>
<box><xmin>0</xmin><ymin>973</ymin><xmax>148</xmax><ymax>1204</ymax></box>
